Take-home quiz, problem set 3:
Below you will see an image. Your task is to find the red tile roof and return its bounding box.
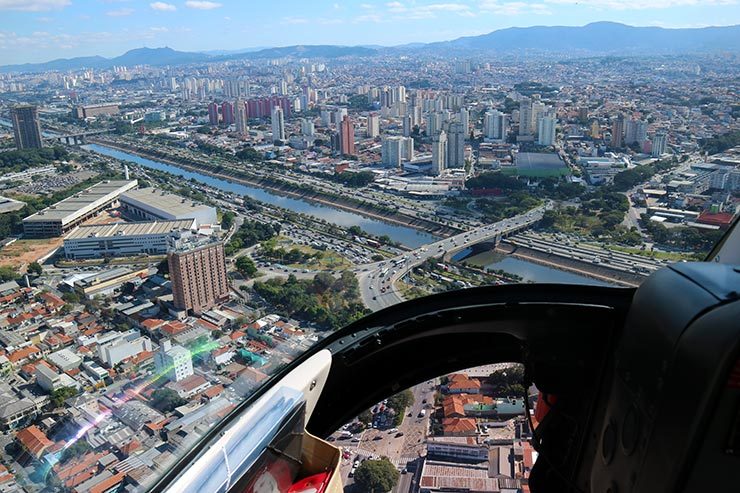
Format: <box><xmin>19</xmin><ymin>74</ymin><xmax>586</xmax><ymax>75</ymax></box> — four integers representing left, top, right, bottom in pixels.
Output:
<box><xmin>7</xmin><ymin>345</ymin><xmax>41</xmax><ymax>364</ymax></box>
<box><xmin>16</xmin><ymin>426</ymin><xmax>53</xmax><ymax>458</ymax></box>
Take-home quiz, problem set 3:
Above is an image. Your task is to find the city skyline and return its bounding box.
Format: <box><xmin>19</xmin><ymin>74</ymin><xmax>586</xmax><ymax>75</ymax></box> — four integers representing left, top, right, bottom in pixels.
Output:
<box><xmin>1</xmin><ymin>0</ymin><xmax>740</xmax><ymax>65</ymax></box>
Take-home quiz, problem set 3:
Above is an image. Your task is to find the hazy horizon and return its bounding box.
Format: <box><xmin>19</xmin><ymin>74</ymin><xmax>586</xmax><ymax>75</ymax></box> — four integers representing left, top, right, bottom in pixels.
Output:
<box><xmin>1</xmin><ymin>0</ymin><xmax>740</xmax><ymax>65</ymax></box>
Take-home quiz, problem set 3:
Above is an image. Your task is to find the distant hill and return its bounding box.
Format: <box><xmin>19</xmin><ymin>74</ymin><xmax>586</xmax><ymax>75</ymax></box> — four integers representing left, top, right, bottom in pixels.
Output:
<box><xmin>428</xmin><ymin>22</ymin><xmax>740</xmax><ymax>54</ymax></box>
<box><xmin>0</xmin><ymin>45</ymin><xmax>377</xmax><ymax>73</ymax></box>
<box><xmin>2</xmin><ymin>22</ymin><xmax>738</xmax><ymax>73</ymax></box>
<box><xmin>230</xmin><ymin>45</ymin><xmax>378</xmax><ymax>59</ymax></box>
<box><xmin>0</xmin><ymin>47</ymin><xmax>211</xmax><ymax>74</ymax></box>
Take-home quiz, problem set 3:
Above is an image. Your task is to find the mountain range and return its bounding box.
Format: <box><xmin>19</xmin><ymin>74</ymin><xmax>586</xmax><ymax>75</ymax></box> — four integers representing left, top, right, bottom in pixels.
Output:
<box><xmin>2</xmin><ymin>22</ymin><xmax>739</xmax><ymax>73</ymax></box>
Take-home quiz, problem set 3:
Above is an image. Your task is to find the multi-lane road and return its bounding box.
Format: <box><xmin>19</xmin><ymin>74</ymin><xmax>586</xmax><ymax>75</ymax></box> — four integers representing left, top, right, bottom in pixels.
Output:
<box><xmin>505</xmin><ymin>231</ymin><xmax>665</xmax><ymax>278</ymax></box>
<box><xmin>356</xmin><ymin>204</ymin><xmax>551</xmax><ymax>312</ymax></box>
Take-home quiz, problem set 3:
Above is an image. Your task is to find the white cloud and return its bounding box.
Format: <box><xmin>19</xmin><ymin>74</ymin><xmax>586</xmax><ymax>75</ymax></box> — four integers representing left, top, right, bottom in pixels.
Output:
<box><xmin>544</xmin><ymin>0</ymin><xmax>737</xmax><ymax>9</ymax></box>
<box><xmin>281</xmin><ymin>16</ymin><xmax>309</xmax><ymax>24</ymax></box>
<box><xmin>0</xmin><ymin>0</ymin><xmax>69</xmax><ymax>11</ymax></box>
<box><xmin>479</xmin><ymin>1</ymin><xmax>551</xmax><ymax>15</ymax></box>
<box><xmin>386</xmin><ymin>1</ymin><xmax>475</xmax><ymax>18</ymax></box>
<box><xmin>107</xmin><ymin>7</ymin><xmax>134</xmax><ymax>16</ymax></box>
<box><xmin>360</xmin><ymin>3</ymin><xmax>373</xmax><ymax>8</ymax></box>
<box><xmin>150</xmin><ymin>2</ymin><xmax>176</xmax><ymax>11</ymax></box>
<box><xmin>185</xmin><ymin>0</ymin><xmax>222</xmax><ymax>9</ymax></box>
<box><xmin>149</xmin><ymin>26</ymin><xmax>169</xmax><ymax>32</ymax></box>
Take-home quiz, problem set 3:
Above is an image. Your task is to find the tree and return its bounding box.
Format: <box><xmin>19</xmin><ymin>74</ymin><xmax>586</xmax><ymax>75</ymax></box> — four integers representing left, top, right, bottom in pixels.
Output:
<box><xmin>220</xmin><ymin>210</ymin><xmax>236</xmax><ymax>230</ymax></box>
<box><xmin>354</xmin><ymin>458</ymin><xmax>400</xmax><ymax>493</ymax></box>
<box><xmin>60</xmin><ymin>440</ymin><xmax>91</xmax><ymax>464</ymax></box>
<box><xmin>235</xmin><ymin>257</ymin><xmax>257</xmax><ymax>278</ymax></box>
<box><xmin>62</xmin><ymin>291</ymin><xmax>80</xmax><ymax>304</ymax></box>
<box><xmin>387</xmin><ymin>389</ymin><xmax>414</xmax><ymax>414</ymax></box>
<box><xmin>27</xmin><ymin>262</ymin><xmax>42</xmax><ymax>275</ymax></box>
<box><xmin>358</xmin><ymin>409</ymin><xmax>373</xmax><ymax>425</ymax></box>
<box><xmin>0</xmin><ymin>266</ymin><xmax>16</xmax><ymax>282</ymax></box>
<box><xmin>51</xmin><ymin>386</ymin><xmax>78</xmax><ymax>407</ymax></box>
<box><xmin>150</xmin><ymin>388</ymin><xmax>186</xmax><ymax>413</ymax></box>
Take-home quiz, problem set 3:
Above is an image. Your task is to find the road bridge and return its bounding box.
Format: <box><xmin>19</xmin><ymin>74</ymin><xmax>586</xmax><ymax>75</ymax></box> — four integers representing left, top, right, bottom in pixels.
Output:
<box><xmin>356</xmin><ymin>203</ymin><xmax>551</xmax><ymax>312</ymax></box>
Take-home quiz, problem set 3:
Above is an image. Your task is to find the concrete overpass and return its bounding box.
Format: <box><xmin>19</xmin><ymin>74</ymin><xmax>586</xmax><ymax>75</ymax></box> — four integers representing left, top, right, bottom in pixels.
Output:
<box><xmin>356</xmin><ymin>203</ymin><xmax>551</xmax><ymax>312</ymax></box>
<box><xmin>51</xmin><ymin>128</ymin><xmax>113</xmax><ymax>145</ymax></box>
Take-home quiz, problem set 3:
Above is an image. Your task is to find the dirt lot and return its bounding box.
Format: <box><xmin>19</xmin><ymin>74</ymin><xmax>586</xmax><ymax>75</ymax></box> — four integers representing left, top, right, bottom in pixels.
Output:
<box><xmin>0</xmin><ymin>238</ymin><xmax>63</xmax><ymax>270</ymax></box>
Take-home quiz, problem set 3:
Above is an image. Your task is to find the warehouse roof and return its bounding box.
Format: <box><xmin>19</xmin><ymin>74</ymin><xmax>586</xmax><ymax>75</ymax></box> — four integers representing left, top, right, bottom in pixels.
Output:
<box><xmin>121</xmin><ymin>188</ymin><xmax>213</xmax><ymax>218</ymax></box>
<box><xmin>65</xmin><ymin>219</ymin><xmax>196</xmax><ymax>240</ymax></box>
<box><xmin>23</xmin><ymin>180</ymin><xmax>137</xmax><ymax>224</ymax></box>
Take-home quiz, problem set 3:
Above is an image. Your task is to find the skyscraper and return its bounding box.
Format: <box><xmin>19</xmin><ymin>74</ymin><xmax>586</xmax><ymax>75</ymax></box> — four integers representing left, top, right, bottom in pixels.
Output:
<box><xmin>154</xmin><ymin>340</ymin><xmax>193</xmax><ymax>383</ymax></box>
<box><xmin>401</xmin><ymin>137</ymin><xmax>415</xmax><ymax>162</ymax></box>
<box><xmin>271</xmin><ymin>106</ymin><xmax>285</xmax><ymax>142</ymax></box>
<box><xmin>531</xmin><ymin>101</ymin><xmax>546</xmax><ymax>135</ymax></box>
<box><xmin>537</xmin><ymin>115</ymin><xmax>557</xmax><ymax>146</ymax></box>
<box><xmin>445</xmin><ymin>122</ymin><xmax>466</xmax><ymax>169</ymax></box>
<box><xmin>340</xmin><ymin>115</ymin><xmax>355</xmax><ymax>155</ymax></box>
<box><xmin>432</xmin><ymin>130</ymin><xmax>447</xmax><ymax>176</ymax></box>
<box><xmin>518</xmin><ymin>97</ymin><xmax>533</xmax><ymax>136</ymax></box>
<box><xmin>207</xmin><ymin>102</ymin><xmax>219</xmax><ymax>126</ymax></box>
<box><xmin>382</xmin><ymin>136</ymin><xmax>403</xmax><ymax>168</ymax></box>
<box><xmin>334</xmin><ymin>107</ymin><xmax>348</xmax><ymax>126</ymax></box>
<box><xmin>611</xmin><ymin>114</ymin><xmax>625</xmax><ymax>148</ymax></box>
<box><xmin>235</xmin><ymin>99</ymin><xmax>248</xmax><ymax>136</ymax></box>
<box><xmin>168</xmin><ymin>241</ymin><xmax>229</xmax><ymax>315</ymax></box>
<box><xmin>367</xmin><ymin>113</ymin><xmax>380</xmax><ymax>138</ymax></box>
<box><xmin>11</xmin><ymin>104</ymin><xmax>43</xmax><ymax>150</ymax></box>
<box><xmin>625</xmin><ymin>119</ymin><xmax>648</xmax><ymax>146</ymax></box>
<box><xmin>652</xmin><ymin>133</ymin><xmax>667</xmax><ymax>157</ymax></box>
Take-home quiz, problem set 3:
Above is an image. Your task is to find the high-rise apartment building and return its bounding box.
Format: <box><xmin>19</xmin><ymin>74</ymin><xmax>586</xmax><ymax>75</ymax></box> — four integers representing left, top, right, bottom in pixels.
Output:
<box><xmin>652</xmin><ymin>133</ymin><xmax>667</xmax><ymax>157</ymax></box>
<box><xmin>271</xmin><ymin>106</ymin><xmax>285</xmax><ymax>142</ymax></box>
<box><xmin>402</xmin><ymin>115</ymin><xmax>412</xmax><ymax>137</ymax></box>
<box><xmin>625</xmin><ymin>119</ymin><xmax>648</xmax><ymax>146</ymax></box>
<box><xmin>301</xmin><ymin>118</ymin><xmax>315</xmax><ymax>137</ymax></box>
<box><xmin>235</xmin><ymin>99</ymin><xmax>248</xmax><ymax>135</ymax></box>
<box><xmin>221</xmin><ymin>101</ymin><xmax>234</xmax><ymax>125</ymax></box>
<box><xmin>459</xmin><ymin>108</ymin><xmax>469</xmax><ymax>135</ymax></box>
<box><xmin>382</xmin><ymin>136</ymin><xmax>403</xmax><ymax>168</ymax></box>
<box><xmin>537</xmin><ymin>115</ymin><xmax>557</xmax><ymax>146</ymax></box>
<box><xmin>531</xmin><ymin>101</ymin><xmax>546</xmax><ymax>135</ymax></box>
<box><xmin>518</xmin><ymin>97</ymin><xmax>533</xmax><ymax>136</ymax></box>
<box><xmin>168</xmin><ymin>241</ymin><xmax>229</xmax><ymax>314</ymax></box>
<box><xmin>611</xmin><ymin>114</ymin><xmax>625</xmax><ymax>148</ymax></box>
<box><xmin>208</xmin><ymin>102</ymin><xmax>219</xmax><ymax>126</ymax></box>
<box><xmin>334</xmin><ymin>107</ymin><xmax>348</xmax><ymax>126</ymax></box>
<box><xmin>484</xmin><ymin>110</ymin><xmax>508</xmax><ymax>141</ymax></box>
<box><xmin>367</xmin><ymin>113</ymin><xmax>380</xmax><ymax>138</ymax></box>
<box><xmin>11</xmin><ymin>105</ymin><xmax>43</xmax><ymax>150</ymax></box>
<box><xmin>445</xmin><ymin>122</ymin><xmax>466</xmax><ymax>169</ymax></box>
<box><xmin>155</xmin><ymin>340</ymin><xmax>193</xmax><ymax>383</ymax></box>
<box><xmin>340</xmin><ymin>115</ymin><xmax>355</xmax><ymax>155</ymax></box>
<box><xmin>432</xmin><ymin>130</ymin><xmax>448</xmax><ymax>176</ymax></box>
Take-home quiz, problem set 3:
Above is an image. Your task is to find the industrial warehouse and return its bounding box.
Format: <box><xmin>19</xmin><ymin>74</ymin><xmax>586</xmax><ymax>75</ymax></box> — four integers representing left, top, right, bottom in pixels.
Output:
<box><xmin>21</xmin><ymin>180</ymin><xmax>138</xmax><ymax>238</ymax></box>
<box><xmin>119</xmin><ymin>188</ymin><xmax>218</xmax><ymax>227</ymax></box>
<box><xmin>62</xmin><ymin>219</ymin><xmax>198</xmax><ymax>259</ymax></box>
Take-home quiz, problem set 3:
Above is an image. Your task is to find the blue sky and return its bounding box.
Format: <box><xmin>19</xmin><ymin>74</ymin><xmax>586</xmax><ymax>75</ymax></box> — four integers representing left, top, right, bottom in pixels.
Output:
<box><xmin>0</xmin><ymin>0</ymin><xmax>739</xmax><ymax>65</ymax></box>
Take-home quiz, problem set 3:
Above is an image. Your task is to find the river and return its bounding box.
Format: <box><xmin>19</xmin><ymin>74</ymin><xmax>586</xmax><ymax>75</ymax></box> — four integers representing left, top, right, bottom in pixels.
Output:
<box><xmin>83</xmin><ymin>143</ymin><xmax>438</xmax><ymax>249</ymax></box>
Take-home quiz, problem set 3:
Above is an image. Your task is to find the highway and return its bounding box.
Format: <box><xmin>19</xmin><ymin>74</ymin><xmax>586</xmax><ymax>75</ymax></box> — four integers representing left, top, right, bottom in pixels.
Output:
<box><xmin>356</xmin><ymin>204</ymin><xmax>551</xmax><ymax>312</ymax></box>
<box><xmin>505</xmin><ymin>231</ymin><xmax>665</xmax><ymax>277</ymax></box>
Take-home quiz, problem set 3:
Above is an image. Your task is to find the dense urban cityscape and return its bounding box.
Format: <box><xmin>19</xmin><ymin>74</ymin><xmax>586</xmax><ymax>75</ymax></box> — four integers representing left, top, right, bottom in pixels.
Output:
<box><xmin>0</xmin><ymin>14</ymin><xmax>737</xmax><ymax>493</ymax></box>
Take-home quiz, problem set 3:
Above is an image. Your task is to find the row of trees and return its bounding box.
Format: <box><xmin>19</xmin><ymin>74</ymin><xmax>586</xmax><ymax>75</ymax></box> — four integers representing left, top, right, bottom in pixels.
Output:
<box><xmin>252</xmin><ymin>272</ymin><xmax>368</xmax><ymax>330</ymax></box>
<box><xmin>640</xmin><ymin>213</ymin><xmax>724</xmax><ymax>254</ymax></box>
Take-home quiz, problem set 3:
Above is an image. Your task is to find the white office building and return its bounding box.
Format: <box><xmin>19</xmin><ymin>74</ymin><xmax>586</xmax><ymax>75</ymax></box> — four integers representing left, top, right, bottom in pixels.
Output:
<box><xmin>155</xmin><ymin>340</ymin><xmax>194</xmax><ymax>383</ymax></box>
<box><xmin>445</xmin><ymin>122</ymin><xmax>466</xmax><ymax>169</ymax></box>
<box><xmin>301</xmin><ymin>118</ymin><xmax>315</xmax><ymax>137</ymax></box>
<box><xmin>63</xmin><ymin>219</ymin><xmax>197</xmax><ymax>259</ymax></box>
<box><xmin>652</xmin><ymin>133</ymin><xmax>667</xmax><ymax>157</ymax></box>
<box><xmin>97</xmin><ymin>330</ymin><xmax>152</xmax><ymax>367</ymax></box>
